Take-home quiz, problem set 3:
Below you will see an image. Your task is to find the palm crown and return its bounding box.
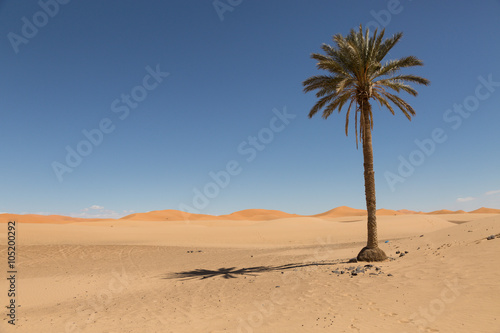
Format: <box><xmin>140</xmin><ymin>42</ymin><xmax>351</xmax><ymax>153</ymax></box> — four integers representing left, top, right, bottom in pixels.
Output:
<box><xmin>303</xmin><ymin>25</ymin><xmax>430</xmax><ymax>146</ymax></box>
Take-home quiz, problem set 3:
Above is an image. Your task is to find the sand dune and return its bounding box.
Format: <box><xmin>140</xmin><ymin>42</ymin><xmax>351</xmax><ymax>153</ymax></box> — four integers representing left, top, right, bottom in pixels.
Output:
<box><xmin>376</xmin><ymin>208</ymin><xmax>403</xmax><ymax>215</ymax></box>
<box><xmin>469</xmin><ymin>207</ymin><xmax>500</xmax><ymax>214</ymax></box>
<box><xmin>312</xmin><ymin>205</ymin><xmax>367</xmax><ymax>218</ymax></box>
<box><xmin>426</xmin><ymin>209</ymin><xmax>466</xmax><ymax>214</ymax></box>
<box><xmin>0</xmin><ymin>212</ymin><xmax>499</xmax><ymax>332</ymax></box>
<box><xmin>217</xmin><ymin>209</ymin><xmax>300</xmax><ymax>221</ymax></box>
<box><xmin>397</xmin><ymin>209</ymin><xmax>421</xmax><ymax>214</ymax></box>
<box><xmin>2</xmin><ymin>206</ymin><xmax>500</xmax><ymax>224</ymax></box>
<box><xmin>0</xmin><ymin>213</ymin><xmax>106</xmax><ymax>224</ymax></box>
<box><xmin>121</xmin><ymin>209</ymin><xmax>214</xmax><ymax>221</ymax></box>
<box><xmin>121</xmin><ymin>209</ymin><xmax>299</xmax><ymax>222</ymax></box>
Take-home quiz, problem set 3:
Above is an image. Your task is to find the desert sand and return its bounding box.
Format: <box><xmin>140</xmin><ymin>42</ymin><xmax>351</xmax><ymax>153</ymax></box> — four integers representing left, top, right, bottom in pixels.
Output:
<box><xmin>0</xmin><ymin>208</ymin><xmax>499</xmax><ymax>332</ymax></box>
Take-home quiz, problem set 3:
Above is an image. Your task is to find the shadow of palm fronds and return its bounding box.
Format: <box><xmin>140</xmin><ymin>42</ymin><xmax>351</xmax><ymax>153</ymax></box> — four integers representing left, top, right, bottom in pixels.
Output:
<box><xmin>164</xmin><ymin>260</ymin><xmax>343</xmax><ymax>280</ymax></box>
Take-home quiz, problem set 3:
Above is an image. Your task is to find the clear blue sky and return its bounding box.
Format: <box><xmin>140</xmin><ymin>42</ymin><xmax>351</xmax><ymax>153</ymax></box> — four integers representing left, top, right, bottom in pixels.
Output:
<box><xmin>1</xmin><ymin>0</ymin><xmax>499</xmax><ymax>218</ymax></box>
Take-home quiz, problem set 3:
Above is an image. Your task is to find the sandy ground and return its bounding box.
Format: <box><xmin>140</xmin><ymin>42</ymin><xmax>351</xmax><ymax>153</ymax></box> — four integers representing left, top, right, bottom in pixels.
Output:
<box><xmin>0</xmin><ymin>212</ymin><xmax>499</xmax><ymax>333</ymax></box>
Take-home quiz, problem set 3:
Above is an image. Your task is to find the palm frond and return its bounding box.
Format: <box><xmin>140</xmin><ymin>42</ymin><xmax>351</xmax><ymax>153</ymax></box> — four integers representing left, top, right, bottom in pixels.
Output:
<box><xmin>372</xmin><ymin>56</ymin><xmax>424</xmax><ymax>78</ymax></box>
<box><xmin>303</xmin><ymin>25</ymin><xmax>429</xmax><ymax>145</ymax></box>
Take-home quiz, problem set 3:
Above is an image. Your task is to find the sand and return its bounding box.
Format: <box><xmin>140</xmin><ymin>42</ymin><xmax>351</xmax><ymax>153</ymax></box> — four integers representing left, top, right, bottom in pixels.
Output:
<box><xmin>0</xmin><ymin>210</ymin><xmax>499</xmax><ymax>332</ymax></box>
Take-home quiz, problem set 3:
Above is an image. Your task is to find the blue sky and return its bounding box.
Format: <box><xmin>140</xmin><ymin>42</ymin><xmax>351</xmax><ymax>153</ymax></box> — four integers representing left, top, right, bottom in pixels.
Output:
<box><xmin>1</xmin><ymin>0</ymin><xmax>499</xmax><ymax>218</ymax></box>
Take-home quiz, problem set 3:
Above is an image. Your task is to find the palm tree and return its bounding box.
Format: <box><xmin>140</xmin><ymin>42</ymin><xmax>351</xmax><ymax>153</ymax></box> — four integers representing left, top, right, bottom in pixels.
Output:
<box><xmin>303</xmin><ymin>25</ymin><xmax>429</xmax><ymax>261</ymax></box>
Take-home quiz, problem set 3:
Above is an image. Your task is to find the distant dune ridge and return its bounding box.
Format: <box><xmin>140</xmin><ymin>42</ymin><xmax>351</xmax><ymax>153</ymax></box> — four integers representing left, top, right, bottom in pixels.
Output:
<box><xmin>469</xmin><ymin>207</ymin><xmax>500</xmax><ymax>214</ymax></box>
<box><xmin>122</xmin><ymin>210</ymin><xmax>214</xmax><ymax>221</ymax></box>
<box><xmin>217</xmin><ymin>209</ymin><xmax>301</xmax><ymax>221</ymax></box>
<box><xmin>312</xmin><ymin>206</ymin><xmax>367</xmax><ymax>218</ymax></box>
<box><xmin>0</xmin><ymin>213</ymin><xmax>105</xmax><ymax>224</ymax></box>
<box><xmin>427</xmin><ymin>209</ymin><xmax>467</xmax><ymax>214</ymax></box>
<box><xmin>1</xmin><ymin>206</ymin><xmax>500</xmax><ymax>224</ymax></box>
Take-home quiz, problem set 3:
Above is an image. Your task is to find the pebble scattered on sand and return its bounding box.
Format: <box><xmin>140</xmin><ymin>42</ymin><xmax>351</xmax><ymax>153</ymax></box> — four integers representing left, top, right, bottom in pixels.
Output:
<box><xmin>486</xmin><ymin>235</ymin><xmax>496</xmax><ymax>240</ymax></box>
<box><xmin>331</xmin><ymin>264</ymin><xmax>387</xmax><ymax>278</ymax></box>
<box><xmin>395</xmin><ymin>250</ymin><xmax>409</xmax><ymax>257</ymax></box>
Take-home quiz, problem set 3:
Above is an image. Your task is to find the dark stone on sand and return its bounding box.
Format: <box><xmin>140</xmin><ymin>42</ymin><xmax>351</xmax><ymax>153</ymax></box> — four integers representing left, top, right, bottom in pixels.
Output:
<box><xmin>487</xmin><ymin>235</ymin><xmax>496</xmax><ymax>240</ymax></box>
<box><xmin>355</xmin><ymin>267</ymin><xmax>365</xmax><ymax>273</ymax></box>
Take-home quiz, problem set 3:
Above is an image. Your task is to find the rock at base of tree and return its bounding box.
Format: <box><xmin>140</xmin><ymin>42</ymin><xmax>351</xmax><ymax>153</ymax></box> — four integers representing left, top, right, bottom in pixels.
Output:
<box><xmin>356</xmin><ymin>246</ymin><xmax>388</xmax><ymax>262</ymax></box>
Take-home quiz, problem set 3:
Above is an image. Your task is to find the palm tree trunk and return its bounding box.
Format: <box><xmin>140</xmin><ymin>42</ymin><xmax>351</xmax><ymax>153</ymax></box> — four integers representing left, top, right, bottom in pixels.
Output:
<box><xmin>361</xmin><ymin>101</ymin><xmax>378</xmax><ymax>249</ymax></box>
<box><xmin>356</xmin><ymin>98</ymin><xmax>387</xmax><ymax>261</ymax></box>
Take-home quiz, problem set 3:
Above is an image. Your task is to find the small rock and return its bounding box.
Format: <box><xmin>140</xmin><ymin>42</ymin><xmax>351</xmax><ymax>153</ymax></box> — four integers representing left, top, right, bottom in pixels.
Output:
<box><xmin>396</xmin><ymin>251</ymin><xmax>400</xmax><ymax>254</ymax></box>
<box><xmin>340</xmin><ymin>270</ymin><xmax>345</xmax><ymax>274</ymax></box>
<box><xmin>404</xmin><ymin>251</ymin><xmax>408</xmax><ymax>254</ymax></box>
<box><xmin>399</xmin><ymin>253</ymin><xmax>405</xmax><ymax>257</ymax></box>
<box><xmin>351</xmin><ymin>272</ymin><xmax>358</xmax><ymax>276</ymax></box>
<box><xmin>275</xmin><ymin>286</ymin><xmax>280</xmax><ymax>288</ymax></box>
<box><xmin>420</xmin><ymin>235</ymin><xmax>424</xmax><ymax>237</ymax></box>
<box><xmin>348</xmin><ymin>258</ymin><xmax>357</xmax><ymax>263</ymax></box>
<box><xmin>487</xmin><ymin>235</ymin><xmax>496</xmax><ymax>240</ymax></box>
<box><xmin>387</xmin><ymin>273</ymin><xmax>393</xmax><ymax>277</ymax></box>
<box><xmin>364</xmin><ymin>264</ymin><xmax>373</xmax><ymax>268</ymax></box>
<box><xmin>375</xmin><ymin>267</ymin><xmax>381</xmax><ymax>271</ymax></box>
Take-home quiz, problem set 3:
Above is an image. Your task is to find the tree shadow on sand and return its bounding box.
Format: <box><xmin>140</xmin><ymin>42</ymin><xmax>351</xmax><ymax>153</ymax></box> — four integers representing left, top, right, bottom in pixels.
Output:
<box><xmin>164</xmin><ymin>260</ymin><xmax>345</xmax><ymax>281</ymax></box>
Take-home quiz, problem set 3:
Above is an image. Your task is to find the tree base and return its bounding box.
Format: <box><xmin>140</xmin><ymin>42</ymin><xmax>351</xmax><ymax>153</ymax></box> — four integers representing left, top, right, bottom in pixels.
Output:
<box><xmin>356</xmin><ymin>246</ymin><xmax>387</xmax><ymax>262</ymax></box>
